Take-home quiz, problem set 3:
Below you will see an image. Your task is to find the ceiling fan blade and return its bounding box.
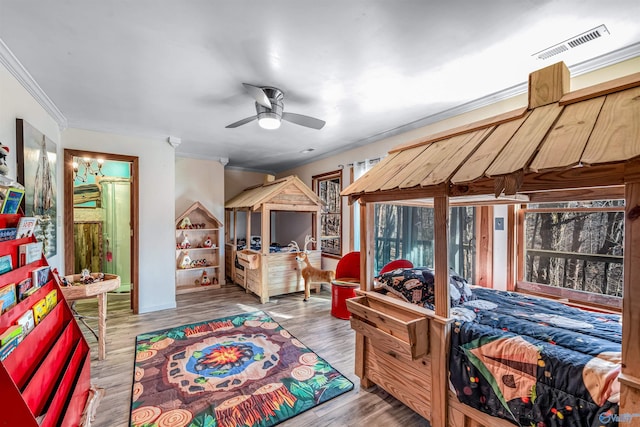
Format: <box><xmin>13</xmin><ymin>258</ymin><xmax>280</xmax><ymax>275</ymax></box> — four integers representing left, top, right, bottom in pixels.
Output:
<box><xmin>242</xmin><ymin>83</ymin><xmax>272</xmax><ymax>109</ymax></box>
<box><xmin>282</xmin><ymin>112</ymin><xmax>326</xmax><ymax>130</ymax></box>
<box><xmin>225</xmin><ymin>115</ymin><xmax>257</xmax><ymax>128</ymax></box>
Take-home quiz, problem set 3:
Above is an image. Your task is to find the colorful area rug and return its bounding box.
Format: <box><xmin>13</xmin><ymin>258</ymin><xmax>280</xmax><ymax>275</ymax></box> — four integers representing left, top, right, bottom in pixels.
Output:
<box><xmin>130</xmin><ymin>311</ymin><xmax>354</xmax><ymax>427</ymax></box>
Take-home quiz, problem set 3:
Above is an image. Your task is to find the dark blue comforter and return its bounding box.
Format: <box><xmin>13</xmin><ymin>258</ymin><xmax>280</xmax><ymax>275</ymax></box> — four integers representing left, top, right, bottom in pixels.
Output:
<box><xmin>449</xmin><ymin>288</ymin><xmax>621</xmax><ymax>427</ymax></box>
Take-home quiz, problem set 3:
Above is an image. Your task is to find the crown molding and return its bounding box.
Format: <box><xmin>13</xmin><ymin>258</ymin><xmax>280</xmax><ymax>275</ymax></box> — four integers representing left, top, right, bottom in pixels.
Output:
<box><xmin>569</xmin><ymin>41</ymin><xmax>640</xmax><ymax>77</ymax></box>
<box><xmin>0</xmin><ymin>38</ymin><xmax>68</xmax><ymax>129</ymax></box>
<box><xmin>175</xmin><ymin>151</ymin><xmax>230</xmax><ymax>166</ymax></box>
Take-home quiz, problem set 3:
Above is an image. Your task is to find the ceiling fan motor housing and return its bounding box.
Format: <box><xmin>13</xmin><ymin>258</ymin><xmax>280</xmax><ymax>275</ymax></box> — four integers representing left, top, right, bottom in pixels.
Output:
<box><xmin>256</xmin><ymin>87</ymin><xmax>284</xmax><ymax>120</ymax></box>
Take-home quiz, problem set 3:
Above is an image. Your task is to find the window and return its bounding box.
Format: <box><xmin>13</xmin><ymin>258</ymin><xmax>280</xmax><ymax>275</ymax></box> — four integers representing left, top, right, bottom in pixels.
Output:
<box><xmin>518</xmin><ymin>200</ymin><xmax>624</xmax><ymax>308</ymax></box>
<box><xmin>373</xmin><ymin>204</ymin><xmax>475</xmax><ymax>280</ymax></box>
<box><xmin>313</xmin><ymin>170</ymin><xmax>342</xmax><ymax>257</ymax></box>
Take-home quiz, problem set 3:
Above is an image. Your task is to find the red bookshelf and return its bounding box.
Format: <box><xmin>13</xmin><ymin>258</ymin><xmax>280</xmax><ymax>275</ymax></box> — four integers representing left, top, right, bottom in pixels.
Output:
<box><xmin>0</xmin><ymin>214</ymin><xmax>91</xmax><ymax>427</ymax></box>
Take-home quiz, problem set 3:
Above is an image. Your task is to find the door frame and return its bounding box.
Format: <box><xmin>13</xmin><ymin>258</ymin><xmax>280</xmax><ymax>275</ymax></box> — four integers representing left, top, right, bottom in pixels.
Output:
<box><xmin>64</xmin><ymin>149</ymin><xmax>140</xmax><ymax>314</ymax></box>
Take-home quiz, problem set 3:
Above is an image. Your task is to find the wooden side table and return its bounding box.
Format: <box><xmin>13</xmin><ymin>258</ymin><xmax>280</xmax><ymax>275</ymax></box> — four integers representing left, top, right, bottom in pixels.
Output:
<box><xmin>61</xmin><ymin>274</ymin><xmax>120</xmax><ymax>360</ymax></box>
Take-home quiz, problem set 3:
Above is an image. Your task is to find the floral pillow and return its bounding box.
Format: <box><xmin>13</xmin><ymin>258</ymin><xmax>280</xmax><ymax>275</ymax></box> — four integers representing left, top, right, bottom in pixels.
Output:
<box><xmin>373</xmin><ymin>267</ymin><xmax>475</xmax><ymax>309</ymax></box>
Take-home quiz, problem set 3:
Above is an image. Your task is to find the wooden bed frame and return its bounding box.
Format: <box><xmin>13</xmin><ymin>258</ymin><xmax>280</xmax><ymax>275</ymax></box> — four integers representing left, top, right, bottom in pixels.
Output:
<box><xmin>224</xmin><ymin>175</ymin><xmax>324</xmax><ymax>303</ymax></box>
<box><xmin>342</xmin><ymin>62</ymin><xmax>640</xmax><ymax>427</ymax></box>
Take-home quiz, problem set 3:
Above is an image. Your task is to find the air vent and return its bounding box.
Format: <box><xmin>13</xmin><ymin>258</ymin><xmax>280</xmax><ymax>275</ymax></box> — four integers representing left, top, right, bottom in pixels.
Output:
<box><xmin>532</xmin><ymin>24</ymin><xmax>609</xmax><ymax>60</ymax></box>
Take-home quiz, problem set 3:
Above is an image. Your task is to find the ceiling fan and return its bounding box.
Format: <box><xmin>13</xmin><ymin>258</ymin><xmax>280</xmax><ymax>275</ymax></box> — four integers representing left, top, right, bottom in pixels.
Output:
<box><xmin>225</xmin><ymin>83</ymin><xmax>326</xmax><ymax>130</ymax></box>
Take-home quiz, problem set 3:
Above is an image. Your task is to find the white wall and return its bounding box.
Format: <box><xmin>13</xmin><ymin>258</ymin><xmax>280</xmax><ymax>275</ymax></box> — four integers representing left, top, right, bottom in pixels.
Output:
<box><xmin>274</xmin><ymin>211</ymin><xmax>313</xmax><ymax>248</ymax></box>
<box><xmin>223</xmin><ymin>169</ymin><xmax>270</xmax><ymax>241</ymax></box>
<box><xmin>175</xmin><ymin>156</ymin><xmax>226</xmax><ymax>277</ymax></box>
<box><xmin>0</xmin><ymin>61</ymin><xmax>64</xmax><ymax>271</ymax></box>
<box><xmin>63</xmin><ymin>128</ymin><xmax>176</xmax><ymax>313</ymax></box>
<box><xmin>224</xmin><ymin>168</ymin><xmax>266</xmax><ymax>201</ymax></box>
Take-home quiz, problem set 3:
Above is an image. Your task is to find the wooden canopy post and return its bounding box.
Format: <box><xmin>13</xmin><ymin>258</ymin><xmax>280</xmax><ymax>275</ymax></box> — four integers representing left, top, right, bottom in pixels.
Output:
<box><xmin>313</xmin><ymin>210</ymin><xmax>320</xmax><ymax>251</ymax></box>
<box><xmin>475</xmin><ymin>205</ymin><xmax>493</xmax><ymax>287</ymax></box>
<box><xmin>359</xmin><ymin>201</ymin><xmax>374</xmax><ymax>291</ymax></box>
<box><xmin>245</xmin><ymin>209</ymin><xmax>251</xmax><ymax>249</ymax></box>
<box><xmin>224</xmin><ymin>209</ymin><xmax>230</xmax><ymax>243</ymax></box>
<box><xmin>620</xmin><ymin>165</ymin><xmax>640</xmax><ymax>416</ymax></box>
<box><xmin>233</xmin><ymin>209</ymin><xmax>237</xmax><ymax>247</ymax></box>
<box><xmin>431</xmin><ymin>194</ymin><xmax>450</xmax><ymax>427</ymax></box>
<box><xmin>261</xmin><ymin>206</ymin><xmax>270</xmax><ymax>257</ymax></box>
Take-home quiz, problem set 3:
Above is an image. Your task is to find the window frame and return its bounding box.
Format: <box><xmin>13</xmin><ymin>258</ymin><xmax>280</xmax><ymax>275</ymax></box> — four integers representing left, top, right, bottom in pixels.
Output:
<box><xmin>516</xmin><ymin>204</ymin><xmax>624</xmax><ymax>312</ymax></box>
<box><xmin>312</xmin><ymin>170</ymin><xmax>343</xmax><ymax>259</ymax></box>
<box><xmin>371</xmin><ymin>203</ymin><xmax>477</xmax><ymax>279</ymax></box>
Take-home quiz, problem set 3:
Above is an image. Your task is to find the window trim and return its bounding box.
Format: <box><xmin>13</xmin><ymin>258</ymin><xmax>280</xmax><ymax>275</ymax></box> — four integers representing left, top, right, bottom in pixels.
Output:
<box><xmin>312</xmin><ymin>169</ymin><xmax>343</xmax><ymax>257</ymax></box>
<box><xmin>516</xmin><ymin>203</ymin><xmax>624</xmax><ymax>311</ymax></box>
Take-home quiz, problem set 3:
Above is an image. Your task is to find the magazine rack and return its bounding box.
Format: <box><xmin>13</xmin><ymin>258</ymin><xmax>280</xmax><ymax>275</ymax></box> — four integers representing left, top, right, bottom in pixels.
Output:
<box><xmin>0</xmin><ymin>214</ymin><xmax>91</xmax><ymax>426</ymax></box>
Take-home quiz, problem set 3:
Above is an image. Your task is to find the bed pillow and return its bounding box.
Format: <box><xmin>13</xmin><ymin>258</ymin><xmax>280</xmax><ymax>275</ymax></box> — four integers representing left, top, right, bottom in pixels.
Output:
<box><xmin>373</xmin><ymin>267</ymin><xmax>474</xmax><ymax>309</ymax></box>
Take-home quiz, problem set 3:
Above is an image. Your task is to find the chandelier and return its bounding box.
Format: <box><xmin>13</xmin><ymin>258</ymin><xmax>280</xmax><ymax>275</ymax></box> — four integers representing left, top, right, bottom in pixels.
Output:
<box><xmin>73</xmin><ymin>157</ymin><xmax>104</xmax><ymax>182</ymax></box>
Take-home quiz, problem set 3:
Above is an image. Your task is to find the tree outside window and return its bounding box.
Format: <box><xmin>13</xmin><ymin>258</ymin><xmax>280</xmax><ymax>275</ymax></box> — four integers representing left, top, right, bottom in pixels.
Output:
<box><xmin>519</xmin><ymin>200</ymin><xmax>624</xmax><ymax>307</ymax></box>
<box><xmin>313</xmin><ymin>170</ymin><xmax>342</xmax><ymax>257</ymax></box>
<box><xmin>373</xmin><ymin>204</ymin><xmax>475</xmax><ymax>280</ymax></box>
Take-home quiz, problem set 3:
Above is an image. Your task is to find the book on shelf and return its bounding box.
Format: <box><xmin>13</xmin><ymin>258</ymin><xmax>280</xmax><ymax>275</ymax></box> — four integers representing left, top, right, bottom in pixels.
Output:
<box><xmin>16</xmin><ymin>216</ymin><xmax>37</xmax><ymax>239</ymax></box>
<box><xmin>0</xmin><ymin>255</ymin><xmax>12</xmax><ymax>275</ymax></box>
<box><xmin>45</xmin><ymin>289</ymin><xmax>57</xmax><ymax>312</ymax></box>
<box><xmin>0</xmin><ymin>283</ymin><xmax>16</xmax><ymax>314</ymax></box>
<box><xmin>32</xmin><ymin>298</ymin><xmax>48</xmax><ymax>325</ymax></box>
<box><xmin>15</xmin><ymin>310</ymin><xmax>34</xmax><ymax>336</ymax></box>
<box><xmin>32</xmin><ymin>266</ymin><xmax>51</xmax><ymax>288</ymax></box>
<box><xmin>0</xmin><ymin>334</ymin><xmax>20</xmax><ymax>361</ymax></box>
<box><xmin>0</xmin><ymin>187</ymin><xmax>25</xmax><ymax>214</ymax></box>
<box><xmin>0</xmin><ymin>227</ymin><xmax>17</xmax><ymax>242</ymax></box>
<box><xmin>16</xmin><ymin>278</ymin><xmax>33</xmax><ymax>301</ymax></box>
<box><xmin>22</xmin><ymin>286</ymin><xmax>39</xmax><ymax>299</ymax></box>
<box><xmin>18</xmin><ymin>241</ymin><xmax>43</xmax><ymax>266</ymax></box>
<box><xmin>0</xmin><ymin>324</ymin><xmax>22</xmax><ymax>346</ymax></box>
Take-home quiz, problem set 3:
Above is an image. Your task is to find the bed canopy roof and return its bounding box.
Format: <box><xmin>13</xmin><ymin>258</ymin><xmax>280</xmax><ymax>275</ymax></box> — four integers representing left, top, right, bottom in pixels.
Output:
<box><xmin>342</xmin><ymin>62</ymin><xmax>640</xmax><ymax>205</ymax></box>
<box><xmin>225</xmin><ymin>174</ymin><xmax>323</xmax><ymax>211</ymax></box>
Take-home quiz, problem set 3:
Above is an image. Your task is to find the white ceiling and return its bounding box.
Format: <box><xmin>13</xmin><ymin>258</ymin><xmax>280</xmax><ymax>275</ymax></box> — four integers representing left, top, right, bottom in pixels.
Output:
<box><xmin>1</xmin><ymin>1</ymin><xmax>639</xmax><ymax>173</ymax></box>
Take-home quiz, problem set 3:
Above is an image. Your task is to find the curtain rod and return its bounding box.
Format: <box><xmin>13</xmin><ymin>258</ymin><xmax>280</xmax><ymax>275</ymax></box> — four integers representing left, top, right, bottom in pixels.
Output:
<box><xmin>342</xmin><ymin>157</ymin><xmax>382</xmax><ymax>168</ymax></box>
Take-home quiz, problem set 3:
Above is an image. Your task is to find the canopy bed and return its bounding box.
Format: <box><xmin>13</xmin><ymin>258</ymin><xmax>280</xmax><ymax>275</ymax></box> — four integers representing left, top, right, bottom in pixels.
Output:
<box><xmin>341</xmin><ymin>62</ymin><xmax>640</xmax><ymax>427</ymax></box>
<box><xmin>224</xmin><ymin>175</ymin><xmax>324</xmax><ymax>303</ymax></box>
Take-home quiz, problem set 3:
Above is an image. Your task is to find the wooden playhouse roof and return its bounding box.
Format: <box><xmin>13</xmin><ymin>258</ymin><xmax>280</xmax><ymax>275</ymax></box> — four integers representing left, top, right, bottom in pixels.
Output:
<box><xmin>342</xmin><ymin>62</ymin><xmax>640</xmax><ymax>204</ymax></box>
<box><xmin>225</xmin><ymin>175</ymin><xmax>323</xmax><ymax>211</ymax></box>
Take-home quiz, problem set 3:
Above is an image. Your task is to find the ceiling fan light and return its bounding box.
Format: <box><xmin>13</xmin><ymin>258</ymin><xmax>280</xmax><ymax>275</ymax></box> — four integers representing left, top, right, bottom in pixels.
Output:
<box><xmin>258</xmin><ymin>114</ymin><xmax>281</xmax><ymax>130</ymax></box>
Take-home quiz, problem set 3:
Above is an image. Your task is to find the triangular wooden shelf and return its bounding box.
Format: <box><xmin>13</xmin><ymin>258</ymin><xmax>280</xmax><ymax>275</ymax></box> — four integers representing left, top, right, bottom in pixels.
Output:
<box><xmin>175</xmin><ymin>202</ymin><xmax>223</xmax><ymax>294</ymax></box>
<box><xmin>176</xmin><ymin>201</ymin><xmax>222</xmax><ymax>229</ymax></box>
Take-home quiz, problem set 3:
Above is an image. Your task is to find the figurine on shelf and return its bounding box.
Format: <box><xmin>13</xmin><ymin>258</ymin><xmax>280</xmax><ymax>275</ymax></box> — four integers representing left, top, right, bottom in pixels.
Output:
<box><xmin>202</xmin><ymin>236</ymin><xmax>213</xmax><ymax>248</ymax></box>
<box><xmin>190</xmin><ymin>258</ymin><xmax>208</xmax><ymax>268</ymax></box>
<box><xmin>0</xmin><ymin>141</ymin><xmax>9</xmax><ymax>176</ymax></box>
<box><xmin>178</xmin><ymin>232</ymin><xmax>191</xmax><ymax>249</ymax></box>
<box><xmin>200</xmin><ymin>270</ymin><xmax>211</xmax><ymax>286</ymax></box>
<box><xmin>179</xmin><ymin>251</ymin><xmax>192</xmax><ymax>269</ymax></box>
<box><xmin>179</xmin><ymin>217</ymin><xmax>192</xmax><ymax>229</ymax></box>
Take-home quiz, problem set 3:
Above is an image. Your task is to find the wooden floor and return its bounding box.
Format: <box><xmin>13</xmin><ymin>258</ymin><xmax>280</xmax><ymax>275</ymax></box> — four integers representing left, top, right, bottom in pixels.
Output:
<box><xmin>74</xmin><ymin>283</ymin><xmax>430</xmax><ymax>427</ymax></box>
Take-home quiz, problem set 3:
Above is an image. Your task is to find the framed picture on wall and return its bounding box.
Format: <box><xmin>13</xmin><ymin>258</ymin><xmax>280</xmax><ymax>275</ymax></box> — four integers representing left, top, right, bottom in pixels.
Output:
<box><xmin>16</xmin><ymin>119</ymin><xmax>58</xmax><ymax>258</ymax></box>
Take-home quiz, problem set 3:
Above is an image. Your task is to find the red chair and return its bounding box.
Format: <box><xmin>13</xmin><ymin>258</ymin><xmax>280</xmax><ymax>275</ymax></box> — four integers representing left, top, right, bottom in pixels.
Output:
<box><xmin>335</xmin><ymin>251</ymin><xmax>361</xmax><ymax>282</ymax></box>
<box><xmin>331</xmin><ymin>251</ymin><xmax>361</xmax><ymax>320</ymax></box>
<box><xmin>379</xmin><ymin>259</ymin><xmax>414</xmax><ymax>275</ymax></box>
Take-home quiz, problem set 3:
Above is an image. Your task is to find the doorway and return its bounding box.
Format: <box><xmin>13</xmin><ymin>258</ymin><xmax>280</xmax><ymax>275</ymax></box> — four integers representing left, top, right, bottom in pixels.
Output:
<box><xmin>64</xmin><ymin>149</ymin><xmax>140</xmax><ymax>314</ymax></box>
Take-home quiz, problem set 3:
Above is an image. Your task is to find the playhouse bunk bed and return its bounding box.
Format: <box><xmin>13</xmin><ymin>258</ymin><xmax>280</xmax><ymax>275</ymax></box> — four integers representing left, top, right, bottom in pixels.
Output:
<box><xmin>341</xmin><ymin>62</ymin><xmax>640</xmax><ymax>427</ymax></box>
<box><xmin>224</xmin><ymin>175</ymin><xmax>324</xmax><ymax>303</ymax></box>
